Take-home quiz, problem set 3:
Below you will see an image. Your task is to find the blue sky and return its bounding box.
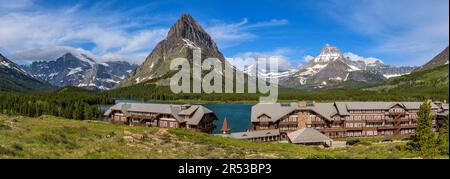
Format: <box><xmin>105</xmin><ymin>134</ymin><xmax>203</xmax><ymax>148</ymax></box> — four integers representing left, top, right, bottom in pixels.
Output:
<box><xmin>0</xmin><ymin>0</ymin><xmax>448</xmax><ymax>67</ymax></box>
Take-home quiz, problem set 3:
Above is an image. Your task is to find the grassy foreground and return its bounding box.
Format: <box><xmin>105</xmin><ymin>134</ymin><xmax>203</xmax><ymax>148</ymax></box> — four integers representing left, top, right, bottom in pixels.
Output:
<box><xmin>0</xmin><ymin>114</ymin><xmax>446</xmax><ymax>159</ymax></box>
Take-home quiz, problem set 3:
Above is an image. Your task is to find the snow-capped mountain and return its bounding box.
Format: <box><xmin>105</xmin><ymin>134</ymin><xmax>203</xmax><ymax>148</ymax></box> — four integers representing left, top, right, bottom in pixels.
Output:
<box><xmin>279</xmin><ymin>45</ymin><xmax>415</xmax><ymax>89</ymax></box>
<box><xmin>1</xmin><ymin>53</ymin><xmax>54</xmax><ymax>92</ymax></box>
<box><xmin>313</xmin><ymin>44</ymin><xmax>344</xmax><ymax>63</ymax></box>
<box><xmin>119</xmin><ymin>14</ymin><xmax>236</xmax><ymax>87</ymax></box>
<box><xmin>22</xmin><ymin>52</ymin><xmax>137</xmax><ymax>90</ymax></box>
<box><xmin>1</xmin><ymin>53</ymin><xmax>29</xmax><ymax>75</ymax></box>
<box><xmin>242</xmin><ymin>64</ymin><xmax>297</xmax><ymax>79</ymax></box>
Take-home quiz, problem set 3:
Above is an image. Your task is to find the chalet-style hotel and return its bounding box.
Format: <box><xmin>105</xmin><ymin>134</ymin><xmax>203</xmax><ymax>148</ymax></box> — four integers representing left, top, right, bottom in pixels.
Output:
<box><xmin>104</xmin><ymin>103</ymin><xmax>217</xmax><ymax>133</ymax></box>
<box><xmin>251</xmin><ymin>101</ymin><xmax>449</xmax><ymax>139</ymax></box>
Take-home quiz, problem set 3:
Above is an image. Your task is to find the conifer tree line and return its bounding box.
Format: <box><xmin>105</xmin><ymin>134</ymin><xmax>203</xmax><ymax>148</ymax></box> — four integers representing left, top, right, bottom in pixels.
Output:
<box><xmin>408</xmin><ymin>100</ymin><xmax>449</xmax><ymax>156</ymax></box>
<box><xmin>0</xmin><ymin>90</ymin><xmax>114</xmax><ymax>120</ymax></box>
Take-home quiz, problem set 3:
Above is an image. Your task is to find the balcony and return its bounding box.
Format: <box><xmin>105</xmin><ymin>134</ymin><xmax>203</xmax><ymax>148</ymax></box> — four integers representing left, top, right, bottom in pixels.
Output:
<box><xmin>280</xmin><ymin>128</ymin><xmax>298</xmax><ymax>132</ymax></box>
<box><xmin>129</xmin><ymin>114</ymin><xmax>158</xmax><ymax>120</ymax></box>
<box><xmin>346</xmin><ymin>127</ymin><xmax>363</xmax><ymax>131</ymax></box>
<box><xmin>389</xmin><ymin>111</ymin><xmax>406</xmax><ymax>116</ymax></box>
<box><xmin>311</xmin><ymin>121</ymin><xmax>325</xmax><ymax>125</ymax></box>
<box><xmin>365</xmin><ymin>119</ymin><xmax>384</xmax><ymax>123</ymax></box>
<box><xmin>378</xmin><ymin>126</ymin><xmax>395</xmax><ymax>130</ymax></box>
<box><xmin>395</xmin><ymin>118</ymin><xmax>412</xmax><ymax>122</ymax></box>
<box><xmin>322</xmin><ymin>127</ymin><xmax>346</xmax><ymax>132</ymax></box>
<box><xmin>279</xmin><ymin>121</ymin><xmax>298</xmax><ymax>125</ymax></box>
<box><xmin>363</xmin><ymin>127</ymin><xmax>378</xmax><ymax>131</ymax></box>
<box><xmin>399</xmin><ymin>125</ymin><xmax>417</xmax><ymax>129</ymax></box>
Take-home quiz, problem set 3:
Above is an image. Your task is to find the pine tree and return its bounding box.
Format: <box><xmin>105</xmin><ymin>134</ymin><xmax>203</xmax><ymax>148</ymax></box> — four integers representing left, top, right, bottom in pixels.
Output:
<box><xmin>437</xmin><ymin>115</ymin><xmax>449</xmax><ymax>155</ymax></box>
<box><xmin>408</xmin><ymin>100</ymin><xmax>437</xmax><ymax>156</ymax></box>
<box><xmin>84</xmin><ymin>103</ymin><xmax>94</xmax><ymax>120</ymax></box>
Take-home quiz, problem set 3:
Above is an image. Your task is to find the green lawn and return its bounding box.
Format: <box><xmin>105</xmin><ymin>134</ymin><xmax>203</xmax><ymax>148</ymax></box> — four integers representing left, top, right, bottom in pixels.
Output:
<box><xmin>0</xmin><ymin>114</ymin><xmax>447</xmax><ymax>159</ymax></box>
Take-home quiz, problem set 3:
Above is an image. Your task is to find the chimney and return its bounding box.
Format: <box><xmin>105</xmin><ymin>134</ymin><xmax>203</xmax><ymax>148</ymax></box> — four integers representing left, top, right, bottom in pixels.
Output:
<box><xmin>181</xmin><ymin>104</ymin><xmax>192</xmax><ymax>110</ymax></box>
<box><xmin>220</xmin><ymin>117</ymin><xmax>231</xmax><ymax>134</ymax></box>
<box><xmin>298</xmin><ymin>101</ymin><xmax>307</xmax><ymax>108</ymax></box>
<box><xmin>306</xmin><ymin>101</ymin><xmax>315</xmax><ymax>107</ymax></box>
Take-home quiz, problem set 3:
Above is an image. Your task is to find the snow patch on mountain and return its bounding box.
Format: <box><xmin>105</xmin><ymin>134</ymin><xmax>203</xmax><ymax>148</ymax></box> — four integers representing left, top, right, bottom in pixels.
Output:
<box><xmin>384</xmin><ymin>73</ymin><xmax>408</xmax><ymax>79</ymax></box>
<box><xmin>348</xmin><ymin>64</ymin><xmax>361</xmax><ymax>71</ymax></box>
<box><xmin>344</xmin><ymin>52</ymin><xmax>384</xmax><ymax>65</ymax></box>
<box><xmin>67</xmin><ymin>67</ymin><xmax>82</xmax><ymax>76</ymax></box>
<box><xmin>313</xmin><ymin>44</ymin><xmax>344</xmax><ymax>63</ymax></box>
<box><xmin>21</xmin><ymin>53</ymin><xmax>137</xmax><ymax>90</ymax></box>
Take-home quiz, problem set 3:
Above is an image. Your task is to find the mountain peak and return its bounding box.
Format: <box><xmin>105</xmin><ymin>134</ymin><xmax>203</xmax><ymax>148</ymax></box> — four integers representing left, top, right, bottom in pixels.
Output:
<box><xmin>413</xmin><ymin>46</ymin><xmax>449</xmax><ymax>72</ymax></box>
<box><xmin>62</xmin><ymin>52</ymin><xmax>75</xmax><ymax>58</ymax></box>
<box><xmin>313</xmin><ymin>44</ymin><xmax>344</xmax><ymax>63</ymax></box>
<box><xmin>167</xmin><ymin>14</ymin><xmax>217</xmax><ymax>49</ymax></box>
<box><xmin>119</xmin><ymin>14</ymin><xmax>227</xmax><ymax>87</ymax></box>
<box><xmin>0</xmin><ymin>53</ymin><xmax>10</xmax><ymax>64</ymax></box>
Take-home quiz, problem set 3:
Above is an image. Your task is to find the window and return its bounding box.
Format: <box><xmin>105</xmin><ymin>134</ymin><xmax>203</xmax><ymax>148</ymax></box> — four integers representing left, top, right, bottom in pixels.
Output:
<box><xmin>289</xmin><ymin>115</ymin><xmax>297</xmax><ymax>122</ymax></box>
<box><xmin>260</xmin><ymin>124</ymin><xmax>269</xmax><ymax>130</ymax></box>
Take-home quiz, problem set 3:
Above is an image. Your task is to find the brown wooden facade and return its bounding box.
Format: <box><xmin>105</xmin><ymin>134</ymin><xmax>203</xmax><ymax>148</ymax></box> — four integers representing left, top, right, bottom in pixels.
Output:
<box><xmin>107</xmin><ymin>110</ymin><xmax>216</xmax><ymax>134</ymax></box>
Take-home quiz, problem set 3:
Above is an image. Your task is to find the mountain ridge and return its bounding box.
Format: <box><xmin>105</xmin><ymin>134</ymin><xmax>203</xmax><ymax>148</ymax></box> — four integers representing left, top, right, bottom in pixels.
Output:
<box><xmin>279</xmin><ymin>44</ymin><xmax>416</xmax><ymax>89</ymax></box>
<box><xmin>0</xmin><ymin>53</ymin><xmax>55</xmax><ymax>92</ymax></box>
<box><xmin>22</xmin><ymin>52</ymin><xmax>137</xmax><ymax>91</ymax></box>
<box><xmin>413</xmin><ymin>47</ymin><xmax>449</xmax><ymax>72</ymax></box>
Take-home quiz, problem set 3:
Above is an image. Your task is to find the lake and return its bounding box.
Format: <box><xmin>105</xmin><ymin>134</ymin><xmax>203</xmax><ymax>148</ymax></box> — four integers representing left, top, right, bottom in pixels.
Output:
<box><xmin>203</xmin><ymin>104</ymin><xmax>252</xmax><ymax>133</ymax></box>
<box><xmin>99</xmin><ymin>100</ymin><xmax>253</xmax><ymax>134</ymax></box>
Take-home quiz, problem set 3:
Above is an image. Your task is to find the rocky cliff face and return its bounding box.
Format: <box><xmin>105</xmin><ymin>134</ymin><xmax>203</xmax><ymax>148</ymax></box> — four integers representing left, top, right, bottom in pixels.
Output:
<box><xmin>120</xmin><ymin>14</ymin><xmax>230</xmax><ymax>87</ymax></box>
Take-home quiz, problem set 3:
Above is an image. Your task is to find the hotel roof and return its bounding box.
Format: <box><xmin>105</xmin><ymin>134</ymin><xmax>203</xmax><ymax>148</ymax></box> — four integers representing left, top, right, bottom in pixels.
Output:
<box><xmin>230</xmin><ymin>129</ymin><xmax>280</xmax><ymax>140</ymax></box>
<box><xmin>287</xmin><ymin>128</ymin><xmax>332</xmax><ymax>144</ymax></box>
<box><xmin>104</xmin><ymin>103</ymin><xmax>216</xmax><ymax>125</ymax></box>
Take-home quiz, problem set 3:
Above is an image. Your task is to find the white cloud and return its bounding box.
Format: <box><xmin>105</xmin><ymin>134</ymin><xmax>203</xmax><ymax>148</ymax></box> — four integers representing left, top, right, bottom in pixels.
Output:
<box><xmin>320</xmin><ymin>0</ymin><xmax>449</xmax><ymax>65</ymax></box>
<box><xmin>343</xmin><ymin>52</ymin><xmax>383</xmax><ymax>64</ymax></box>
<box><xmin>303</xmin><ymin>55</ymin><xmax>314</xmax><ymax>63</ymax></box>
<box><xmin>227</xmin><ymin>48</ymin><xmax>297</xmax><ymax>72</ymax></box>
<box><xmin>206</xmin><ymin>18</ymin><xmax>289</xmax><ymax>48</ymax></box>
<box><xmin>0</xmin><ymin>1</ymin><xmax>290</xmax><ymax>65</ymax></box>
<box><xmin>11</xmin><ymin>46</ymin><xmax>146</xmax><ymax>65</ymax></box>
<box><xmin>0</xmin><ymin>0</ymin><xmax>34</xmax><ymax>10</ymax></box>
<box><xmin>0</xmin><ymin>3</ymin><xmax>168</xmax><ymax>64</ymax></box>
<box><xmin>96</xmin><ymin>54</ymin><xmax>146</xmax><ymax>64</ymax></box>
<box><xmin>118</xmin><ymin>29</ymin><xmax>168</xmax><ymax>54</ymax></box>
<box><xmin>12</xmin><ymin>46</ymin><xmax>93</xmax><ymax>62</ymax></box>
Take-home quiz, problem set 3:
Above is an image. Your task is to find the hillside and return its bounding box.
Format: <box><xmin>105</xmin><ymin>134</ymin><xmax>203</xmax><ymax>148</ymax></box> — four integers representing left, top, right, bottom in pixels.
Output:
<box><xmin>364</xmin><ymin>64</ymin><xmax>449</xmax><ymax>100</ymax></box>
<box><xmin>0</xmin><ymin>53</ymin><xmax>55</xmax><ymax>92</ymax></box>
<box><xmin>103</xmin><ymin>77</ymin><xmax>448</xmax><ymax>104</ymax></box>
<box><xmin>413</xmin><ymin>47</ymin><xmax>449</xmax><ymax>72</ymax></box>
<box><xmin>1</xmin><ymin>114</ymin><xmax>439</xmax><ymax>159</ymax></box>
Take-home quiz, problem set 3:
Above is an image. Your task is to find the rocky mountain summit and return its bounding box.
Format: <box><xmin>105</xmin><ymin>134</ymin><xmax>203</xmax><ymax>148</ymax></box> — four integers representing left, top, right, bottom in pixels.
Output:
<box><xmin>119</xmin><ymin>14</ymin><xmax>232</xmax><ymax>87</ymax></box>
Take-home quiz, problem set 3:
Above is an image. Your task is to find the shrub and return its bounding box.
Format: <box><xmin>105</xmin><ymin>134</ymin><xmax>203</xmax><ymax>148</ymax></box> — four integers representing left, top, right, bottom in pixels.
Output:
<box><xmin>0</xmin><ymin>123</ymin><xmax>11</xmax><ymax>130</ymax></box>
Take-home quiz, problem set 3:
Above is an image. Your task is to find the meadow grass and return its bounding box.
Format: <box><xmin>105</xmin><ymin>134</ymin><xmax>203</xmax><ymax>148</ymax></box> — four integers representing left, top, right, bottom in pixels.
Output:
<box><xmin>0</xmin><ymin>114</ymin><xmax>446</xmax><ymax>159</ymax></box>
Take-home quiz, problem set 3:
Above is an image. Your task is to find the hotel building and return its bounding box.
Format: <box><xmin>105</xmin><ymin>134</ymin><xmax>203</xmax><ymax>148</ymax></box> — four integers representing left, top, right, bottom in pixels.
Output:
<box><xmin>251</xmin><ymin>101</ymin><xmax>449</xmax><ymax>139</ymax></box>
<box><xmin>104</xmin><ymin>103</ymin><xmax>217</xmax><ymax>133</ymax></box>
